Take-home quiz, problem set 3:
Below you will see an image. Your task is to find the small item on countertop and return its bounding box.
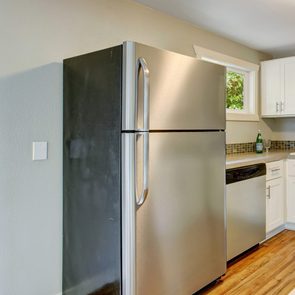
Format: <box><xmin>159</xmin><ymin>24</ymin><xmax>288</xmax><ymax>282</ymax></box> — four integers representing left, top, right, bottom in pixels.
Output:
<box><xmin>256</xmin><ymin>130</ymin><xmax>263</xmax><ymax>153</ymax></box>
<box><xmin>263</xmin><ymin>139</ymin><xmax>271</xmax><ymax>153</ymax></box>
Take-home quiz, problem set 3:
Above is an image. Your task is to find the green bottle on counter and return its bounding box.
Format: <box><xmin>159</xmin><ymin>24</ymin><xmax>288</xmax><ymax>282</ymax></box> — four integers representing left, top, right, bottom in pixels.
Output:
<box><xmin>256</xmin><ymin>130</ymin><xmax>263</xmax><ymax>153</ymax></box>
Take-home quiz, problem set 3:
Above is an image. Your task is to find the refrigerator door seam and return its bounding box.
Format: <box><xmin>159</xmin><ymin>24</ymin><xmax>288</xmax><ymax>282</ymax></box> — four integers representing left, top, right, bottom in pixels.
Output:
<box><xmin>122</xmin><ymin>134</ymin><xmax>136</xmax><ymax>295</ymax></box>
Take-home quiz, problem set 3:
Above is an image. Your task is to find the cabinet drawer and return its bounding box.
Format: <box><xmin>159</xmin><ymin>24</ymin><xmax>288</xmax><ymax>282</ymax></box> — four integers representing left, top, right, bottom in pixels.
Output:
<box><xmin>287</xmin><ymin>159</ymin><xmax>295</xmax><ymax>176</ymax></box>
<box><xmin>266</xmin><ymin>160</ymin><xmax>284</xmax><ymax>180</ymax></box>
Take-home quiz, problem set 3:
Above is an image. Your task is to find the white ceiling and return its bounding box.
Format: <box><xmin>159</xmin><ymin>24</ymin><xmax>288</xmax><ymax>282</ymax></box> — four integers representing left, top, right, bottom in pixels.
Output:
<box><xmin>134</xmin><ymin>0</ymin><xmax>295</xmax><ymax>57</ymax></box>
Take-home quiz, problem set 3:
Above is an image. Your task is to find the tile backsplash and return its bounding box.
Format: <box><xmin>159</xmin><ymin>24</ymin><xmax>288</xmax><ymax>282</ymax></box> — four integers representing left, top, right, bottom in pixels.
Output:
<box><xmin>226</xmin><ymin>140</ymin><xmax>295</xmax><ymax>155</ymax></box>
<box><xmin>226</xmin><ymin>142</ymin><xmax>255</xmax><ymax>154</ymax></box>
<box><xmin>271</xmin><ymin>140</ymin><xmax>295</xmax><ymax>151</ymax></box>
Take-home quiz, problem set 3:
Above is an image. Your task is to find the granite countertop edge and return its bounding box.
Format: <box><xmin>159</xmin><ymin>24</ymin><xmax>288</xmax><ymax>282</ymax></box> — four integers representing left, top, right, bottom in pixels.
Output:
<box><xmin>226</xmin><ymin>151</ymin><xmax>293</xmax><ymax>169</ymax></box>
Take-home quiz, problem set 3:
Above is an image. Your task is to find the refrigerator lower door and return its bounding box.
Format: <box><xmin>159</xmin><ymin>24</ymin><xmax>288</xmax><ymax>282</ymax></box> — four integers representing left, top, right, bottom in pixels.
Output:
<box><xmin>122</xmin><ymin>131</ymin><xmax>226</xmax><ymax>295</ymax></box>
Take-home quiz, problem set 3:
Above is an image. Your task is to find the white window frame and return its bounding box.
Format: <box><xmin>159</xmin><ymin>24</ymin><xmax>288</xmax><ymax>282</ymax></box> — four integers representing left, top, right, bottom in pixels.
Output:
<box><xmin>193</xmin><ymin>45</ymin><xmax>259</xmax><ymax>121</ymax></box>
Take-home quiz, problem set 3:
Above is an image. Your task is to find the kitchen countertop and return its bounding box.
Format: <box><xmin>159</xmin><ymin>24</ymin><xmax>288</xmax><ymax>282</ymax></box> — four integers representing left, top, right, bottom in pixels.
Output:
<box><xmin>226</xmin><ymin>151</ymin><xmax>291</xmax><ymax>169</ymax></box>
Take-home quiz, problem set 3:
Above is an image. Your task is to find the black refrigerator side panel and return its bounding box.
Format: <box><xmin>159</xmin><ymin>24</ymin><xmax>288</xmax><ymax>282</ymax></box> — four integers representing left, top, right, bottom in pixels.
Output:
<box><xmin>63</xmin><ymin>46</ymin><xmax>122</xmax><ymax>295</ymax></box>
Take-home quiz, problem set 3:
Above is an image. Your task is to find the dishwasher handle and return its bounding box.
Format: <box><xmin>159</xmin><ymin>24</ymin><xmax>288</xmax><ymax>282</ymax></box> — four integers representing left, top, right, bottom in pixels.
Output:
<box><xmin>226</xmin><ymin>163</ymin><xmax>266</xmax><ymax>185</ymax></box>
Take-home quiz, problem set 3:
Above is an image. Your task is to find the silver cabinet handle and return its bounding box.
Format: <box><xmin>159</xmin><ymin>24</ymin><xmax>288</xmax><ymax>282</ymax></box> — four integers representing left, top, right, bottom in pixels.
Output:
<box><xmin>266</xmin><ymin>185</ymin><xmax>271</xmax><ymax>199</ymax></box>
<box><xmin>136</xmin><ymin>57</ymin><xmax>150</xmax><ymax>132</ymax></box>
<box><xmin>276</xmin><ymin>102</ymin><xmax>279</xmax><ymax>113</ymax></box>
<box><xmin>280</xmin><ymin>101</ymin><xmax>284</xmax><ymax>112</ymax></box>
<box><xmin>271</xmin><ymin>168</ymin><xmax>280</xmax><ymax>172</ymax></box>
<box><xmin>135</xmin><ymin>132</ymin><xmax>149</xmax><ymax>209</ymax></box>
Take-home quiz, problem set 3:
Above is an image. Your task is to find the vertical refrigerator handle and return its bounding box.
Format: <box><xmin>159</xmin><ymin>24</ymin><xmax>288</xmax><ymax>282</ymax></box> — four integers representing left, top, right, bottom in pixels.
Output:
<box><xmin>136</xmin><ymin>57</ymin><xmax>150</xmax><ymax>132</ymax></box>
<box><xmin>135</xmin><ymin>132</ymin><xmax>149</xmax><ymax>209</ymax></box>
<box><xmin>135</xmin><ymin>57</ymin><xmax>150</xmax><ymax>208</ymax></box>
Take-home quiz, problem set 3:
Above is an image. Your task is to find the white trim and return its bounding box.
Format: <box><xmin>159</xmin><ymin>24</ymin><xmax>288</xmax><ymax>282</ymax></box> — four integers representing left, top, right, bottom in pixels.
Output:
<box><xmin>285</xmin><ymin>222</ymin><xmax>295</xmax><ymax>231</ymax></box>
<box><xmin>227</xmin><ymin>112</ymin><xmax>259</xmax><ymax>121</ymax></box>
<box><xmin>262</xmin><ymin>223</ymin><xmax>295</xmax><ymax>243</ymax></box>
<box><xmin>193</xmin><ymin>45</ymin><xmax>259</xmax><ymax>71</ymax></box>
<box><xmin>265</xmin><ymin>225</ymin><xmax>285</xmax><ymax>241</ymax></box>
<box><xmin>193</xmin><ymin>45</ymin><xmax>259</xmax><ymax>122</ymax></box>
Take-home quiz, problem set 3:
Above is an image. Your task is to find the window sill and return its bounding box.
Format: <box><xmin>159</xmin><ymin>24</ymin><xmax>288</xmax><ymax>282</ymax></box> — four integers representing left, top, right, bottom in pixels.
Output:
<box><xmin>226</xmin><ymin>112</ymin><xmax>259</xmax><ymax>122</ymax></box>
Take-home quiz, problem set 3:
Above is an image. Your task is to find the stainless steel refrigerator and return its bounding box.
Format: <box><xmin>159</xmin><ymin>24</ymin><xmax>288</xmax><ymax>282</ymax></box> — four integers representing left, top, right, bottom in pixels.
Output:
<box><xmin>63</xmin><ymin>41</ymin><xmax>226</xmax><ymax>295</ymax></box>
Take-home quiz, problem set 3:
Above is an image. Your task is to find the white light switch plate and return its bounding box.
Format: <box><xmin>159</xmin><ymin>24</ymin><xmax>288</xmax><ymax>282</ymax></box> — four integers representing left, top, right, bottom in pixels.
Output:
<box><xmin>32</xmin><ymin>141</ymin><xmax>48</xmax><ymax>160</ymax></box>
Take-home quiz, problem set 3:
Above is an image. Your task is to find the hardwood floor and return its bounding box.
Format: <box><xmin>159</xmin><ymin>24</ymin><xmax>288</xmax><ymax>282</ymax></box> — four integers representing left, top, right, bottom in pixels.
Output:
<box><xmin>202</xmin><ymin>230</ymin><xmax>295</xmax><ymax>295</ymax></box>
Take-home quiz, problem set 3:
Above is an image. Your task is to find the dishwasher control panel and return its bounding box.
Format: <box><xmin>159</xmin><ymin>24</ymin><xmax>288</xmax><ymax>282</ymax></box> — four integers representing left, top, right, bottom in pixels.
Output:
<box><xmin>226</xmin><ymin>163</ymin><xmax>266</xmax><ymax>185</ymax></box>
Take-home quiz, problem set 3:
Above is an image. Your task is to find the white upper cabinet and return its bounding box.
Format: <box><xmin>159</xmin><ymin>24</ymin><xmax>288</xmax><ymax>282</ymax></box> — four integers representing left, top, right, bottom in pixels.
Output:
<box><xmin>261</xmin><ymin>59</ymin><xmax>281</xmax><ymax>116</ymax></box>
<box><xmin>282</xmin><ymin>59</ymin><xmax>295</xmax><ymax>115</ymax></box>
<box><xmin>261</xmin><ymin>57</ymin><xmax>295</xmax><ymax>117</ymax></box>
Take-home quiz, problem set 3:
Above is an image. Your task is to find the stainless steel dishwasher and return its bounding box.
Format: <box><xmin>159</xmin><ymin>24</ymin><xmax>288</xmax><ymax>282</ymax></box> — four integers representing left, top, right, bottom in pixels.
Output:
<box><xmin>226</xmin><ymin>163</ymin><xmax>266</xmax><ymax>261</ymax></box>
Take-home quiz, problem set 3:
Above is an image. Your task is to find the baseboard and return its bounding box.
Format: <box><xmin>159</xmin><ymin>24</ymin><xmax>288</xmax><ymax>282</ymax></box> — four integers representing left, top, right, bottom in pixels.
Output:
<box><xmin>265</xmin><ymin>225</ymin><xmax>286</xmax><ymax>241</ymax></box>
<box><xmin>285</xmin><ymin>222</ymin><xmax>295</xmax><ymax>230</ymax></box>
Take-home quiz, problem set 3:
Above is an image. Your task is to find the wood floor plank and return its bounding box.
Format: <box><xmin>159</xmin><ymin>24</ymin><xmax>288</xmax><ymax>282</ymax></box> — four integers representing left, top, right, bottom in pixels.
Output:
<box><xmin>202</xmin><ymin>230</ymin><xmax>295</xmax><ymax>295</ymax></box>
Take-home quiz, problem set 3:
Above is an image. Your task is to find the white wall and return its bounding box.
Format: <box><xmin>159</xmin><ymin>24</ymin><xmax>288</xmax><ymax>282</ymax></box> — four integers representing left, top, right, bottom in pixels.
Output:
<box><xmin>226</xmin><ymin>119</ymin><xmax>273</xmax><ymax>143</ymax></box>
<box><xmin>264</xmin><ymin>118</ymin><xmax>295</xmax><ymax>140</ymax></box>
<box><xmin>0</xmin><ymin>0</ymin><xmax>272</xmax><ymax>294</ymax></box>
<box><xmin>0</xmin><ymin>0</ymin><xmax>269</xmax><ymax>79</ymax></box>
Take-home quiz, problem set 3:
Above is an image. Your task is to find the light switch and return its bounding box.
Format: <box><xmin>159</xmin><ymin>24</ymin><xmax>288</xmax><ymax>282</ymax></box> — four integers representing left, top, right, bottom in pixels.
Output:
<box><xmin>32</xmin><ymin>141</ymin><xmax>48</xmax><ymax>160</ymax></box>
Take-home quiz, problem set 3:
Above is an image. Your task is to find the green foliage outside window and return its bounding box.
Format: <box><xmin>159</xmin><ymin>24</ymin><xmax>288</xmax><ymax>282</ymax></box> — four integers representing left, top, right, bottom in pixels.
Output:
<box><xmin>226</xmin><ymin>71</ymin><xmax>244</xmax><ymax>110</ymax></box>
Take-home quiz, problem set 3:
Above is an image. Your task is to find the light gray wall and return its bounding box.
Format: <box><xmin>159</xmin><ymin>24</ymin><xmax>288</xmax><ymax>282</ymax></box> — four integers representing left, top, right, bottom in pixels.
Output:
<box><xmin>0</xmin><ymin>64</ymin><xmax>62</xmax><ymax>295</ymax></box>
<box><xmin>0</xmin><ymin>0</ymin><xmax>275</xmax><ymax>294</ymax></box>
<box><xmin>0</xmin><ymin>0</ymin><xmax>273</xmax><ymax>147</ymax></box>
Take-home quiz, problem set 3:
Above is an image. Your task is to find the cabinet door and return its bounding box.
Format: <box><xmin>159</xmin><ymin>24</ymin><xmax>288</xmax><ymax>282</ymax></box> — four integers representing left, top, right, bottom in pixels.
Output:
<box><xmin>266</xmin><ymin>178</ymin><xmax>284</xmax><ymax>232</ymax></box>
<box><xmin>287</xmin><ymin>176</ymin><xmax>295</xmax><ymax>223</ymax></box>
<box><xmin>282</xmin><ymin>58</ymin><xmax>295</xmax><ymax>115</ymax></box>
<box><xmin>261</xmin><ymin>60</ymin><xmax>281</xmax><ymax>116</ymax></box>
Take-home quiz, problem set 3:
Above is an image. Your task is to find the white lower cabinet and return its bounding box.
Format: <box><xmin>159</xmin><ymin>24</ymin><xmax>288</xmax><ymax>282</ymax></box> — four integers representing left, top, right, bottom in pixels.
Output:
<box><xmin>287</xmin><ymin>159</ymin><xmax>295</xmax><ymax>223</ymax></box>
<box><xmin>266</xmin><ymin>161</ymin><xmax>285</xmax><ymax>233</ymax></box>
<box><xmin>266</xmin><ymin>178</ymin><xmax>284</xmax><ymax>232</ymax></box>
<box><xmin>287</xmin><ymin>177</ymin><xmax>295</xmax><ymax>222</ymax></box>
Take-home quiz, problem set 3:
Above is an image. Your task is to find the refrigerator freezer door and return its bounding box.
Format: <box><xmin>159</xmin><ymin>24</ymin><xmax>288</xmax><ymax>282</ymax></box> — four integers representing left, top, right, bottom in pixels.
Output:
<box><xmin>122</xmin><ymin>42</ymin><xmax>225</xmax><ymax>131</ymax></box>
<box><xmin>122</xmin><ymin>131</ymin><xmax>226</xmax><ymax>295</ymax></box>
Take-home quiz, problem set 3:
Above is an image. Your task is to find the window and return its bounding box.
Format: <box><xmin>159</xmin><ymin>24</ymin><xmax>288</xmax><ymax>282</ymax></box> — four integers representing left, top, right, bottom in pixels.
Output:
<box><xmin>193</xmin><ymin>45</ymin><xmax>259</xmax><ymax>121</ymax></box>
<box><xmin>226</xmin><ymin>67</ymin><xmax>249</xmax><ymax>111</ymax></box>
